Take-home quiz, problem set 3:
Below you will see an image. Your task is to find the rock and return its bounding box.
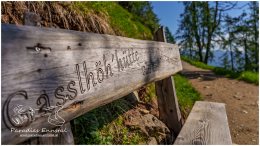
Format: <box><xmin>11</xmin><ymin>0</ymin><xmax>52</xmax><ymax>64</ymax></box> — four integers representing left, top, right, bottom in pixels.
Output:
<box><xmin>233</xmin><ymin>94</ymin><xmax>242</xmax><ymax>100</ymax></box>
<box><xmin>147</xmin><ymin>137</ymin><xmax>157</xmax><ymax>145</ymax></box>
<box><xmin>204</xmin><ymin>86</ymin><xmax>210</xmax><ymax>89</ymax></box>
<box><xmin>197</xmin><ymin>77</ymin><xmax>202</xmax><ymax>80</ymax></box>
<box><xmin>206</xmin><ymin>93</ymin><xmax>213</xmax><ymax>97</ymax></box>
<box><xmin>124</xmin><ymin>110</ymin><xmax>172</xmax><ymax>144</ymax></box>
<box><xmin>139</xmin><ymin>109</ymin><xmax>150</xmax><ymax>114</ymax></box>
<box><xmin>242</xmin><ymin>110</ymin><xmax>248</xmax><ymax>114</ymax></box>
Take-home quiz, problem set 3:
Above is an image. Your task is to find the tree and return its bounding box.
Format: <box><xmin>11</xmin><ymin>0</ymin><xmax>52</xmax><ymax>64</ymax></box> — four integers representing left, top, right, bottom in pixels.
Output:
<box><xmin>248</xmin><ymin>1</ymin><xmax>259</xmax><ymax>71</ymax></box>
<box><xmin>165</xmin><ymin>27</ymin><xmax>175</xmax><ymax>44</ymax></box>
<box><xmin>176</xmin><ymin>2</ymin><xmax>238</xmax><ymax>64</ymax></box>
<box><xmin>175</xmin><ymin>2</ymin><xmax>196</xmax><ymax>59</ymax></box>
<box><xmin>221</xmin><ymin>15</ymin><xmax>240</xmax><ymax>70</ymax></box>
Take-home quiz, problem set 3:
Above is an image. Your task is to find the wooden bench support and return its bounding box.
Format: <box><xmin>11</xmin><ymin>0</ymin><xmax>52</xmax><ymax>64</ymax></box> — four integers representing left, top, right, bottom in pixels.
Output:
<box><xmin>174</xmin><ymin>101</ymin><xmax>232</xmax><ymax>145</ymax></box>
<box><xmin>154</xmin><ymin>27</ymin><xmax>183</xmax><ymax>137</ymax></box>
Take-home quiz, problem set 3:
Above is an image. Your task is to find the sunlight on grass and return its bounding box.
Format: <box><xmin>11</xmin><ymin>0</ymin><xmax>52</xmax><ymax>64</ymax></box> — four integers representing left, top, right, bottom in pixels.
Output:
<box><xmin>173</xmin><ymin>74</ymin><xmax>202</xmax><ymax>118</ymax></box>
<box><xmin>181</xmin><ymin>56</ymin><xmax>259</xmax><ymax>85</ymax></box>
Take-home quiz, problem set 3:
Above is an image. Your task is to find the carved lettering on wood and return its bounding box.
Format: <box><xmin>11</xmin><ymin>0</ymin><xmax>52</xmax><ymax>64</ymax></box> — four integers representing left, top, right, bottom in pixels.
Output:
<box><xmin>1</xmin><ymin>24</ymin><xmax>182</xmax><ymax>144</ymax></box>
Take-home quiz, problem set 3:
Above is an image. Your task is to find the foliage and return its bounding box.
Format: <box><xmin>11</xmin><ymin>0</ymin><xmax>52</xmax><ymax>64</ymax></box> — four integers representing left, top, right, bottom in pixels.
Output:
<box><xmin>182</xmin><ymin>56</ymin><xmax>259</xmax><ymax>85</ymax></box>
<box><xmin>177</xmin><ymin>2</ymin><xmax>259</xmax><ymax>72</ymax></box>
<box><xmin>181</xmin><ymin>56</ymin><xmax>215</xmax><ymax>70</ymax></box>
<box><xmin>176</xmin><ymin>2</ymin><xmax>224</xmax><ymax>64</ymax></box>
<box><xmin>143</xmin><ymin>83</ymin><xmax>156</xmax><ymax>103</ymax></box>
<box><xmin>173</xmin><ymin>74</ymin><xmax>202</xmax><ymax>117</ymax></box>
<box><xmin>73</xmin><ymin>99</ymin><xmax>147</xmax><ymax>144</ymax></box>
<box><xmin>165</xmin><ymin>27</ymin><xmax>175</xmax><ymax>44</ymax></box>
<box><xmin>238</xmin><ymin>71</ymin><xmax>259</xmax><ymax>85</ymax></box>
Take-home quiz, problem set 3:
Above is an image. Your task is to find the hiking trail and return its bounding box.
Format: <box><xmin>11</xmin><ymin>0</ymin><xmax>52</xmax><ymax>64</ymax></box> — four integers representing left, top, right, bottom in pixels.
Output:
<box><xmin>181</xmin><ymin>61</ymin><xmax>259</xmax><ymax>145</ymax></box>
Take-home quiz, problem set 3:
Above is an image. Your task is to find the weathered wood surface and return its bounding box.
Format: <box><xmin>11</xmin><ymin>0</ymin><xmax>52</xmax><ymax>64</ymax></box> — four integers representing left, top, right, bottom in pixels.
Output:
<box><xmin>1</xmin><ymin>24</ymin><xmax>182</xmax><ymax>144</ymax></box>
<box><xmin>21</xmin><ymin>12</ymin><xmax>75</xmax><ymax>145</ymax></box>
<box><xmin>154</xmin><ymin>27</ymin><xmax>183</xmax><ymax>136</ymax></box>
<box><xmin>174</xmin><ymin>101</ymin><xmax>232</xmax><ymax>145</ymax></box>
<box><xmin>20</xmin><ymin>122</ymin><xmax>74</xmax><ymax>145</ymax></box>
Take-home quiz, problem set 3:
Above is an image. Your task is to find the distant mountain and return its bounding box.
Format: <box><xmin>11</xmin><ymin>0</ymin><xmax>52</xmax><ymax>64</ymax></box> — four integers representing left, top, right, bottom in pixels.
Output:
<box><xmin>208</xmin><ymin>49</ymin><xmax>244</xmax><ymax>70</ymax></box>
<box><xmin>208</xmin><ymin>49</ymin><xmax>226</xmax><ymax>67</ymax></box>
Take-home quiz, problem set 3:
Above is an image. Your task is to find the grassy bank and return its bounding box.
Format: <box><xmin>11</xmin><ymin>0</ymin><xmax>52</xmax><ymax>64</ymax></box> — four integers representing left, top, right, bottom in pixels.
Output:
<box><xmin>73</xmin><ymin>99</ymin><xmax>147</xmax><ymax>144</ymax></box>
<box><xmin>181</xmin><ymin>56</ymin><xmax>259</xmax><ymax>85</ymax></box>
<box><xmin>71</xmin><ymin>2</ymin><xmax>153</xmax><ymax>39</ymax></box>
<box><xmin>173</xmin><ymin>74</ymin><xmax>202</xmax><ymax>118</ymax></box>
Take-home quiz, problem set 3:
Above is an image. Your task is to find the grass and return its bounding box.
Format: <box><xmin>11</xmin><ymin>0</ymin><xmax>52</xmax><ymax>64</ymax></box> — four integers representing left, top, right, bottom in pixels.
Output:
<box><xmin>181</xmin><ymin>56</ymin><xmax>259</xmax><ymax>85</ymax></box>
<box><xmin>181</xmin><ymin>56</ymin><xmax>215</xmax><ymax>70</ymax></box>
<box><xmin>173</xmin><ymin>74</ymin><xmax>202</xmax><ymax>118</ymax></box>
<box><xmin>73</xmin><ymin>98</ymin><xmax>147</xmax><ymax>144</ymax></box>
<box><xmin>71</xmin><ymin>2</ymin><xmax>153</xmax><ymax>40</ymax></box>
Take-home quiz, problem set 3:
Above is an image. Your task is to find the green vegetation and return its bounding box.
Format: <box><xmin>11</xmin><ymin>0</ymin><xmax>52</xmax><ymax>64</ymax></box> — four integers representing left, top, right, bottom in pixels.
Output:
<box><xmin>176</xmin><ymin>2</ymin><xmax>259</xmax><ymax>72</ymax></box>
<box><xmin>143</xmin><ymin>83</ymin><xmax>156</xmax><ymax>103</ymax></box>
<box><xmin>165</xmin><ymin>26</ymin><xmax>176</xmax><ymax>44</ymax></box>
<box><xmin>238</xmin><ymin>71</ymin><xmax>259</xmax><ymax>85</ymax></box>
<box><xmin>181</xmin><ymin>56</ymin><xmax>215</xmax><ymax>70</ymax></box>
<box><xmin>118</xmin><ymin>2</ymin><xmax>160</xmax><ymax>33</ymax></box>
<box><xmin>71</xmin><ymin>2</ymin><xmax>153</xmax><ymax>39</ymax></box>
<box><xmin>73</xmin><ymin>99</ymin><xmax>147</xmax><ymax>144</ymax></box>
<box><xmin>173</xmin><ymin>74</ymin><xmax>202</xmax><ymax>117</ymax></box>
<box><xmin>182</xmin><ymin>56</ymin><xmax>259</xmax><ymax>85</ymax></box>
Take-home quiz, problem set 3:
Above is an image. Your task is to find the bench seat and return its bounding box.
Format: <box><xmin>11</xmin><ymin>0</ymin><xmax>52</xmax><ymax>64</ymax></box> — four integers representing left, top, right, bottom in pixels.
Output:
<box><xmin>174</xmin><ymin>101</ymin><xmax>232</xmax><ymax>145</ymax></box>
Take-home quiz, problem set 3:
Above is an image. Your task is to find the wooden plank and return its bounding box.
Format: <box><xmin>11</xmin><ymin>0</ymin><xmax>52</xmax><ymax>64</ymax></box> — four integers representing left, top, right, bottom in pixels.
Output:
<box><xmin>174</xmin><ymin>101</ymin><xmax>232</xmax><ymax>145</ymax></box>
<box><xmin>20</xmin><ymin>122</ymin><xmax>74</xmax><ymax>144</ymax></box>
<box><xmin>1</xmin><ymin>24</ymin><xmax>182</xmax><ymax>144</ymax></box>
<box><xmin>21</xmin><ymin>12</ymin><xmax>75</xmax><ymax>145</ymax></box>
<box><xmin>154</xmin><ymin>27</ymin><xmax>183</xmax><ymax>136</ymax></box>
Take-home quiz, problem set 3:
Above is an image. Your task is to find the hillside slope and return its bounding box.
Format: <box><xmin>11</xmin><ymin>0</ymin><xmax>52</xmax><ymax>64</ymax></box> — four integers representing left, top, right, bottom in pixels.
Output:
<box><xmin>1</xmin><ymin>1</ymin><xmax>153</xmax><ymax>39</ymax></box>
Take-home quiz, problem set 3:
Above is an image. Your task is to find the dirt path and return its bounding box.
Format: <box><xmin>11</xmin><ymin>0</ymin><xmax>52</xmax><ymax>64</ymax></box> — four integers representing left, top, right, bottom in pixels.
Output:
<box><xmin>180</xmin><ymin>61</ymin><xmax>259</xmax><ymax>145</ymax></box>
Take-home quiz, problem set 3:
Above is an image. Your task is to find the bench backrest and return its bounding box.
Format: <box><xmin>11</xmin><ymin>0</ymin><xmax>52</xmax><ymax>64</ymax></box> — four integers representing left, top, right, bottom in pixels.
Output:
<box><xmin>1</xmin><ymin>24</ymin><xmax>182</xmax><ymax>144</ymax></box>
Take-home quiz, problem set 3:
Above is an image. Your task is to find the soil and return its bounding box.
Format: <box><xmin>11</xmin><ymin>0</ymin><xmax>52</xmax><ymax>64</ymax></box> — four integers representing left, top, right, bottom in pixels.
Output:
<box><xmin>181</xmin><ymin>61</ymin><xmax>259</xmax><ymax>145</ymax></box>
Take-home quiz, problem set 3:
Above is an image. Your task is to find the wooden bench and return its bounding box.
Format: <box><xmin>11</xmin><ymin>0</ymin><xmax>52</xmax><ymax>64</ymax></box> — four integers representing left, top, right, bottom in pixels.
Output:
<box><xmin>1</xmin><ymin>13</ymin><xmax>231</xmax><ymax>144</ymax></box>
<box><xmin>174</xmin><ymin>101</ymin><xmax>232</xmax><ymax>145</ymax></box>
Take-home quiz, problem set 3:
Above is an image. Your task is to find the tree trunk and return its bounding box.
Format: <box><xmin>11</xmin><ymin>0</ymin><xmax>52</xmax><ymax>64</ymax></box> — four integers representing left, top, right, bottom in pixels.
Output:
<box><xmin>244</xmin><ymin>38</ymin><xmax>249</xmax><ymax>70</ymax></box>
<box><xmin>230</xmin><ymin>42</ymin><xmax>234</xmax><ymax>71</ymax></box>
<box><xmin>254</xmin><ymin>14</ymin><xmax>258</xmax><ymax>71</ymax></box>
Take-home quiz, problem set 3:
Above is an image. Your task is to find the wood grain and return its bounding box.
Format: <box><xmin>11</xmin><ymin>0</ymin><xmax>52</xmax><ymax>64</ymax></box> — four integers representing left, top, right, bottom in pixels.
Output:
<box><xmin>1</xmin><ymin>24</ymin><xmax>182</xmax><ymax>144</ymax></box>
<box><xmin>20</xmin><ymin>123</ymin><xmax>74</xmax><ymax>145</ymax></box>
<box><xmin>21</xmin><ymin>12</ymin><xmax>75</xmax><ymax>145</ymax></box>
<box><xmin>174</xmin><ymin>101</ymin><xmax>232</xmax><ymax>145</ymax></box>
<box><xmin>154</xmin><ymin>27</ymin><xmax>183</xmax><ymax>136</ymax></box>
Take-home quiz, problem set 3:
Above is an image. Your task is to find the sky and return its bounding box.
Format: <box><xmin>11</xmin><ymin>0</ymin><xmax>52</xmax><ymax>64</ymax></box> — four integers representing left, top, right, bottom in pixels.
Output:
<box><xmin>151</xmin><ymin>1</ymin><xmax>250</xmax><ymax>36</ymax></box>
